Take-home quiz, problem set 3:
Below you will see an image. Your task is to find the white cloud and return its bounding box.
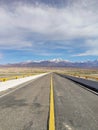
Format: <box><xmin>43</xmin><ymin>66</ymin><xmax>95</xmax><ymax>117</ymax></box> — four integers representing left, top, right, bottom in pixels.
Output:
<box><xmin>0</xmin><ymin>0</ymin><xmax>98</xmax><ymax>56</ymax></box>
<box><xmin>75</xmin><ymin>39</ymin><xmax>98</xmax><ymax>56</ymax></box>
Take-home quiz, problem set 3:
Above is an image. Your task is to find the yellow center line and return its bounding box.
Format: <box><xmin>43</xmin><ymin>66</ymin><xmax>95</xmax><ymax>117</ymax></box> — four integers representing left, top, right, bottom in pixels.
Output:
<box><xmin>49</xmin><ymin>75</ymin><xmax>55</xmax><ymax>130</ymax></box>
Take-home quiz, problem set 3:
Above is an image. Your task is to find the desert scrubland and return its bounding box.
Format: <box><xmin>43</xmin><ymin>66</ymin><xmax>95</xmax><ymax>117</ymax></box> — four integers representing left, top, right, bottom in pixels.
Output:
<box><xmin>0</xmin><ymin>67</ymin><xmax>98</xmax><ymax>82</ymax></box>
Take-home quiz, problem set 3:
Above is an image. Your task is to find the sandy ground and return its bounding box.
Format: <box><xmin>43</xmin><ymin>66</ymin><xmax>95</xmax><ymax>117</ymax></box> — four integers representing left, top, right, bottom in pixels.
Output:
<box><xmin>0</xmin><ymin>73</ymin><xmax>48</xmax><ymax>92</ymax></box>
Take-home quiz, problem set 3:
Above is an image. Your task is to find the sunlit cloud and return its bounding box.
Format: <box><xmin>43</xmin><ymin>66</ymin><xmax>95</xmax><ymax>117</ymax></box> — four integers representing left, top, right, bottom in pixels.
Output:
<box><xmin>0</xmin><ymin>0</ymin><xmax>98</xmax><ymax>62</ymax></box>
<box><xmin>76</xmin><ymin>39</ymin><xmax>98</xmax><ymax>56</ymax></box>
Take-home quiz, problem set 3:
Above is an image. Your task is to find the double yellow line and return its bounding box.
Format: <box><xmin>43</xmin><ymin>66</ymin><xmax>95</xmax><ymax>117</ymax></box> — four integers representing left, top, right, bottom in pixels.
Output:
<box><xmin>49</xmin><ymin>75</ymin><xmax>55</xmax><ymax>130</ymax></box>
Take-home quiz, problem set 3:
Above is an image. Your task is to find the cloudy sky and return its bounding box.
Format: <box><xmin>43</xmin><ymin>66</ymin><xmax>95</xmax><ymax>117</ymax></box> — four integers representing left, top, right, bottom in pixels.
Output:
<box><xmin>0</xmin><ymin>0</ymin><xmax>98</xmax><ymax>63</ymax></box>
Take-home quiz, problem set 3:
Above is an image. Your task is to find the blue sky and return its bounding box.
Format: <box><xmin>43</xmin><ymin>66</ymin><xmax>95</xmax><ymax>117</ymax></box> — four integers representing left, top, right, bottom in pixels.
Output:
<box><xmin>0</xmin><ymin>0</ymin><xmax>98</xmax><ymax>64</ymax></box>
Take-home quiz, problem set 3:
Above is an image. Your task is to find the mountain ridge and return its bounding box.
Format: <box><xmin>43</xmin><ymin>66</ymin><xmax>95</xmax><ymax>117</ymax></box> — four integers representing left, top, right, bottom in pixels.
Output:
<box><xmin>1</xmin><ymin>59</ymin><xmax>98</xmax><ymax>68</ymax></box>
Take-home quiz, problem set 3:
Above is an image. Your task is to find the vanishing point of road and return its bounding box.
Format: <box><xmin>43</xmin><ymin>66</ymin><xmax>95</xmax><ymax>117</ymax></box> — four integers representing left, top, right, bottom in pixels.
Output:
<box><xmin>0</xmin><ymin>73</ymin><xmax>98</xmax><ymax>130</ymax></box>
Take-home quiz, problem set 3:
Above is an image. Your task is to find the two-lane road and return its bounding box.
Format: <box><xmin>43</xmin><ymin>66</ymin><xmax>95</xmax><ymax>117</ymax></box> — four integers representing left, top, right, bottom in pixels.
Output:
<box><xmin>0</xmin><ymin>73</ymin><xmax>98</xmax><ymax>130</ymax></box>
<box><xmin>0</xmin><ymin>74</ymin><xmax>50</xmax><ymax>130</ymax></box>
<box><xmin>54</xmin><ymin>74</ymin><xmax>98</xmax><ymax>130</ymax></box>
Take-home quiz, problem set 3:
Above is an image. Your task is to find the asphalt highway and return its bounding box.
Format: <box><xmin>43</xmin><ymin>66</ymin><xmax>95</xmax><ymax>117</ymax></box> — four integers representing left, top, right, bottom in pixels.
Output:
<box><xmin>0</xmin><ymin>75</ymin><xmax>50</xmax><ymax>130</ymax></box>
<box><xmin>59</xmin><ymin>74</ymin><xmax>98</xmax><ymax>92</ymax></box>
<box><xmin>54</xmin><ymin>74</ymin><xmax>98</xmax><ymax>130</ymax></box>
<box><xmin>0</xmin><ymin>73</ymin><xmax>98</xmax><ymax>130</ymax></box>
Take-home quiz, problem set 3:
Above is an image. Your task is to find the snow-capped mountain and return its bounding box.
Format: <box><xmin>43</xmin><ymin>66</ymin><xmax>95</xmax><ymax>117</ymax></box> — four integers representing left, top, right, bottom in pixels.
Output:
<box><xmin>49</xmin><ymin>58</ymin><xmax>70</xmax><ymax>63</ymax></box>
<box><xmin>1</xmin><ymin>59</ymin><xmax>98</xmax><ymax>68</ymax></box>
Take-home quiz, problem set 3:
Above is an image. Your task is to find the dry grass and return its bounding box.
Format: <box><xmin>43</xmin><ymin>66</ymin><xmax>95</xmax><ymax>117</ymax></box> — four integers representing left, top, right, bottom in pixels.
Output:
<box><xmin>0</xmin><ymin>67</ymin><xmax>98</xmax><ymax>82</ymax></box>
<box><xmin>59</xmin><ymin>68</ymin><xmax>98</xmax><ymax>81</ymax></box>
<box><xmin>0</xmin><ymin>67</ymin><xmax>48</xmax><ymax>82</ymax></box>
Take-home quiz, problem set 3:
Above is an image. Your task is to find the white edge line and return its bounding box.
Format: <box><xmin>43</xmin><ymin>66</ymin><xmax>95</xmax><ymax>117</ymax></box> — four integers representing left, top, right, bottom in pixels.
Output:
<box><xmin>0</xmin><ymin>74</ymin><xmax>48</xmax><ymax>98</ymax></box>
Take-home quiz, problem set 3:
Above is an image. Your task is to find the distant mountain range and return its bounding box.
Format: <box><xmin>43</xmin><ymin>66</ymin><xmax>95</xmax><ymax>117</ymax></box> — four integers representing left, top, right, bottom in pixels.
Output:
<box><xmin>1</xmin><ymin>59</ymin><xmax>98</xmax><ymax>68</ymax></box>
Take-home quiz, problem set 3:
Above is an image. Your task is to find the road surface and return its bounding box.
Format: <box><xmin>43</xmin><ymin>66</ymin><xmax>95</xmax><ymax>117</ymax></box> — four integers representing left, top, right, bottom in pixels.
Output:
<box><xmin>0</xmin><ymin>74</ymin><xmax>50</xmax><ymax>130</ymax></box>
<box><xmin>0</xmin><ymin>73</ymin><xmax>98</xmax><ymax>130</ymax></box>
<box><xmin>54</xmin><ymin>73</ymin><xmax>98</xmax><ymax>130</ymax></box>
